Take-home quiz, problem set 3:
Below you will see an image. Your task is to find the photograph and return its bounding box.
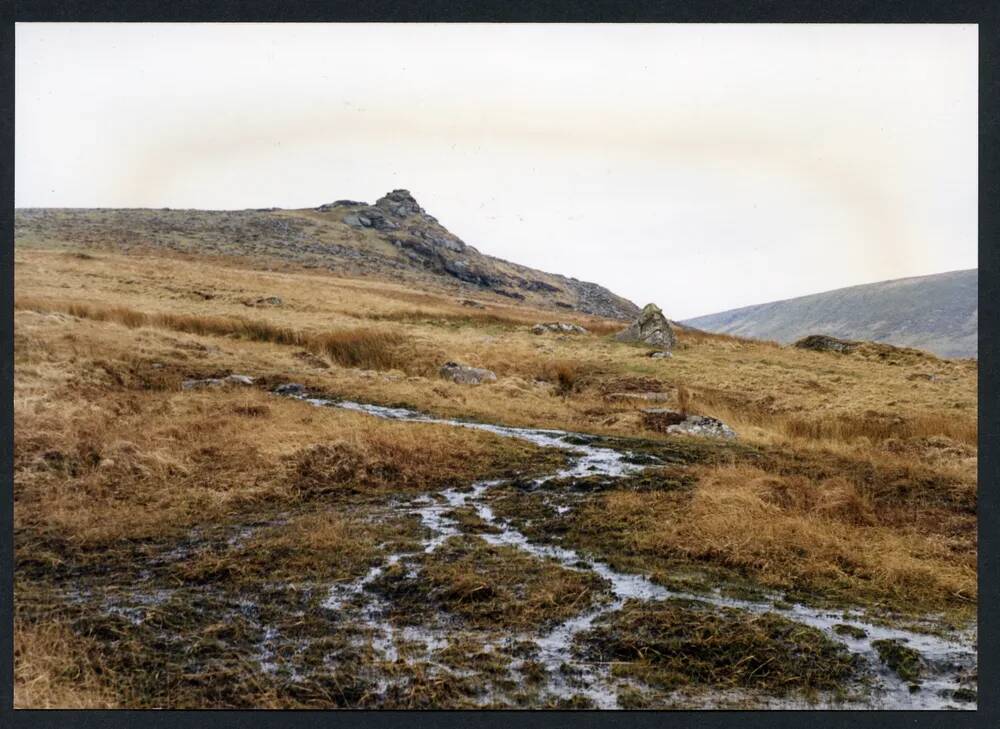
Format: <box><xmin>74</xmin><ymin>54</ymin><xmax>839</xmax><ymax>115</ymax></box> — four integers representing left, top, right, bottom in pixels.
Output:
<box><xmin>12</xmin><ymin>21</ymin><xmax>979</xmax><ymax>710</ymax></box>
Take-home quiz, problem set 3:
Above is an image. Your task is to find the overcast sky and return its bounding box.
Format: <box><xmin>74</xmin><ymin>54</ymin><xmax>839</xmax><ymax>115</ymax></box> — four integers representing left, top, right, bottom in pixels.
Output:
<box><xmin>15</xmin><ymin>23</ymin><xmax>977</xmax><ymax>319</ymax></box>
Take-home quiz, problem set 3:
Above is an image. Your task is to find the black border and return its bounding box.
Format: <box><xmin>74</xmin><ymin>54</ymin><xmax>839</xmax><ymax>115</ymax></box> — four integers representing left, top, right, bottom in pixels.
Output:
<box><xmin>4</xmin><ymin>2</ymin><xmax>998</xmax><ymax>728</ymax></box>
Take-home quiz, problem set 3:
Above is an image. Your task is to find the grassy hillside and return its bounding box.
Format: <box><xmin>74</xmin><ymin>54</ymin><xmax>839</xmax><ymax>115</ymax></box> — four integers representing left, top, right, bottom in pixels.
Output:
<box><xmin>14</xmin><ymin>190</ymin><xmax>639</xmax><ymax>320</ymax></box>
<box><xmin>683</xmin><ymin>269</ymin><xmax>977</xmax><ymax>359</ymax></box>
<box><xmin>14</xmin><ymin>245</ymin><xmax>977</xmax><ymax>709</ymax></box>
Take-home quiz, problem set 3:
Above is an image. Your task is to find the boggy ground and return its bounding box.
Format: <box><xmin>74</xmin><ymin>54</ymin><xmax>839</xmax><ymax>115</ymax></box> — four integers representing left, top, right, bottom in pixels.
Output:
<box><xmin>13</xmin><ymin>246</ymin><xmax>978</xmax><ymax>708</ymax></box>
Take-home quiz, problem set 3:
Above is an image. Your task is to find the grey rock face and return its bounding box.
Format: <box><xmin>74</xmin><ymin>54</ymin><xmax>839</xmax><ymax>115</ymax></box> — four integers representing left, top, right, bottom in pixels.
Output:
<box><xmin>375</xmin><ymin>189</ymin><xmax>426</xmax><ymax>218</ymax></box>
<box><xmin>439</xmin><ymin>361</ymin><xmax>497</xmax><ymax>385</ymax></box>
<box><xmin>615</xmin><ymin>303</ymin><xmax>677</xmax><ymax>349</ymax></box>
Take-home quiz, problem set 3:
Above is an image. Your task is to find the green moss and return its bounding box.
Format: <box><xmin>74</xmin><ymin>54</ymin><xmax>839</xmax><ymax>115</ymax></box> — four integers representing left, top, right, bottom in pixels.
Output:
<box><xmin>950</xmin><ymin>687</ymin><xmax>977</xmax><ymax>703</ymax></box>
<box><xmin>833</xmin><ymin>624</ymin><xmax>868</xmax><ymax>640</ymax></box>
<box><xmin>872</xmin><ymin>639</ymin><xmax>923</xmax><ymax>682</ymax></box>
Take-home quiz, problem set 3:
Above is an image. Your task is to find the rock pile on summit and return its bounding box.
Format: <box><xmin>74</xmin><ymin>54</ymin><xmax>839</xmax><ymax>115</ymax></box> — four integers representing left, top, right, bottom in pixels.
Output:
<box><xmin>615</xmin><ymin>303</ymin><xmax>676</xmax><ymax>349</ymax></box>
<box><xmin>304</xmin><ymin>190</ymin><xmax>640</xmax><ymax>319</ymax></box>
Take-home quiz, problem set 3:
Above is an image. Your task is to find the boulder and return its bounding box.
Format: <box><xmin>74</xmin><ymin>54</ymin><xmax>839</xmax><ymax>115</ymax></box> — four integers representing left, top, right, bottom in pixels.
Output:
<box><xmin>439</xmin><ymin>361</ymin><xmax>497</xmax><ymax>385</ymax></box>
<box><xmin>641</xmin><ymin>408</ymin><xmax>737</xmax><ymax>440</ymax></box>
<box><xmin>793</xmin><ymin>334</ymin><xmax>859</xmax><ymax>353</ymax></box>
<box><xmin>615</xmin><ymin>303</ymin><xmax>676</xmax><ymax>349</ymax></box>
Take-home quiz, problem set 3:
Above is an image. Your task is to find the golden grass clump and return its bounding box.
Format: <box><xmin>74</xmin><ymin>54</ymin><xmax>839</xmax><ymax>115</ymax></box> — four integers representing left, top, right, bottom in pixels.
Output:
<box><xmin>14</xmin><ymin>620</ymin><xmax>119</xmax><ymax>708</ymax></box>
<box><xmin>584</xmin><ymin>464</ymin><xmax>976</xmax><ymax>613</ymax></box>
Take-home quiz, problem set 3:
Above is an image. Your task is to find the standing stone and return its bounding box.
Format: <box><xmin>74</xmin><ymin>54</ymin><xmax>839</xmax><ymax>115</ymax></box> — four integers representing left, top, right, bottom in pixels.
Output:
<box><xmin>615</xmin><ymin>303</ymin><xmax>677</xmax><ymax>349</ymax></box>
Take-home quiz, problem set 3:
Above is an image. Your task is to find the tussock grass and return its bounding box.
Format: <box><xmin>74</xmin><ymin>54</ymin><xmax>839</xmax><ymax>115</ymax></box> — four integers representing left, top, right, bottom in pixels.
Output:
<box><xmin>14</xmin><ymin>620</ymin><xmax>119</xmax><ymax>708</ymax></box>
<box><xmin>534</xmin><ymin>359</ymin><xmax>600</xmax><ymax>396</ymax></box>
<box><xmin>14</xmin><ymin>383</ymin><xmax>565</xmax><ymax>550</ymax></box>
<box><xmin>16</xmin><ymin>296</ymin><xmax>409</xmax><ymax>372</ymax></box>
<box><xmin>676</xmin><ymin>384</ymin><xmax>976</xmax><ymax>448</ymax></box>
<box><xmin>572</xmin><ymin>463</ymin><xmax>976</xmax><ymax>613</ymax></box>
<box><xmin>780</xmin><ymin>411</ymin><xmax>976</xmax><ymax>448</ymax></box>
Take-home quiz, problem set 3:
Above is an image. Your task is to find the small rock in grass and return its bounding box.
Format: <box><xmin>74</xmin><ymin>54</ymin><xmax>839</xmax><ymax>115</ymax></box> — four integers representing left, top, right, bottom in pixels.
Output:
<box><xmin>439</xmin><ymin>361</ymin><xmax>497</xmax><ymax>385</ymax></box>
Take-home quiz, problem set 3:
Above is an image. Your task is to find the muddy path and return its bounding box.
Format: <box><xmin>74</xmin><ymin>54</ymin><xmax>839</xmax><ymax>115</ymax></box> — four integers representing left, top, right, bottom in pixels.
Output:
<box><xmin>23</xmin><ymin>389</ymin><xmax>977</xmax><ymax>709</ymax></box>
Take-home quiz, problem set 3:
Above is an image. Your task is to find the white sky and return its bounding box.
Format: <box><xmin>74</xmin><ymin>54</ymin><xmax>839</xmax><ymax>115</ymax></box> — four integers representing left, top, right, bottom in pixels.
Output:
<box><xmin>15</xmin><ymin>23</ymin><xmax>977</xmax><ymax>319</ymax></box>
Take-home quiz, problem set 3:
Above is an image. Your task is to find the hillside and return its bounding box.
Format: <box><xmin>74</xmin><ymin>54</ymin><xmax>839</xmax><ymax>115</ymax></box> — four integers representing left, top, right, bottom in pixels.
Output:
<box><xmin>13</xmin><ymin>221</ymin><xmax>978</xmax><ymax>709</ymax></box>
<box><xmin>683</xmin><ymin>269</ymin><xmax>977</xmax><ymax>359</ymax></box>
<box><xmin>13</xmin><ymin>190</ymin><xmax>639</xmax><ymax>320</ymax></box>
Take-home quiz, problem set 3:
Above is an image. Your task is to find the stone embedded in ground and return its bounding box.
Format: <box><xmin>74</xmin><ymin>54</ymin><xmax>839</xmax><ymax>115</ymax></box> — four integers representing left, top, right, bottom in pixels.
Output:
<box><xmin>439</xmin><ymin>361</ymin><xmax>498</xmax><ymax>385</ymax></box>
<box><xmin>649</xmin><ymin>351</ymin><xmax>672</xmax><ymax>359</ymax></box>
<box><xmin>181</xmin><ymin>374</ymin><xmax>255</xmax><ymax>390</ymax></box>
<box><xmin>244</xmin><ymin>296</ymin><xmax>283</xmax><ymax>307</ymax></box>
<box><xmin>641</xmin><ymin>408</ymin><xmax>737</xmax><ymax>439</ymax></box>
<box><xmin>793</xmin><ymin>334</ymin><xmax>859</xmax><ymax>354</ymax></box>
<box><xmin>274</xmin><ymin>382</ymin><xmax>307</xmax><ymax>395</ymax></box>
<box><xmin>603</xmin><ymin>392</ymin><xmax>672</xmax><ymax>403</ymax></box>
<box><xmin>615</xmin><ymin>303</ymin><xmax>677</xmax><ymax>349</ymax></box>
<box><xmin>531</xmin><ymin>322</ymin><xmax>589</xmax><ymax>335</ymax></box>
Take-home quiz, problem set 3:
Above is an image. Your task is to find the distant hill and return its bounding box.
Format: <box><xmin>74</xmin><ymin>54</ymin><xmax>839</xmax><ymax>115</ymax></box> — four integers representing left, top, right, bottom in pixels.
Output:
<box><xmin>14</xmin><ymin>190</ymin><xmax>639</xmax><ymax>320</ymax></box>
<box><xmin>683</xmin><ymin>269</ymin><xmax>977</xmax><ymax>359</ymax></box>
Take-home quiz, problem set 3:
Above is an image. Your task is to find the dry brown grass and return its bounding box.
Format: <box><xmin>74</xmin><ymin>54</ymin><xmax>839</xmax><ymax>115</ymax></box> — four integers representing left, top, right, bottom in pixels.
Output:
<box><xmin>780</xmin><ymin>411</ymin><xmax>977</xmax><ymax>447</ymax></box>
<box><xmin>14</xmin><ymin>369</ymin><xmax>563</xmax><ymax>550</ymax></box>
<box><xmin>675</xmin><ymin>325</ymin><xmax>779</xmax><ymax>349</ymax></box>
<box><xmin>14</xmin><ymin>620</ymin><xmax>119</xmax><ymax>708</ymax></box>
<box><xmin>16</xmin><ymin>296</ymin><xmax>413</xmax><ymax>373</ymax></box>
<box><xmin>580</xmin><ymin>463</ymin><xmax>975</xmax><ymax>613</ymax></box>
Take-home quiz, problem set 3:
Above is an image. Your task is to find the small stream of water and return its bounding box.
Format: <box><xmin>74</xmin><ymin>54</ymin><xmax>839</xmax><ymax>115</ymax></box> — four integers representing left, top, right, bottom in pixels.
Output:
<box><xmin>285</xmin><ymin>391</ymin><xmax>977</xmax><ymax>709</ymax></box>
